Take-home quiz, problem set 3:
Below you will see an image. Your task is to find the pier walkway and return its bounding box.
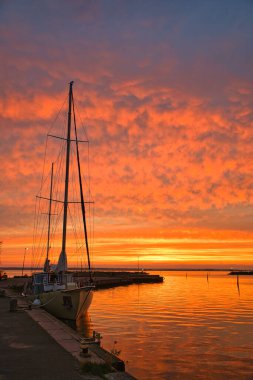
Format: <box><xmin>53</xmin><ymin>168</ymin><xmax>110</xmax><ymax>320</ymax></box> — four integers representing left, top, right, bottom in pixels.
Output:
<box><xmin>0</xmin><ymin>296</ymin><xmax>93</xmax><ymax>380</ymax></box>
<box><xmin>0</xmin><ymin>292</ymin><xmax>137</xmax><ymax>380</ymax></box>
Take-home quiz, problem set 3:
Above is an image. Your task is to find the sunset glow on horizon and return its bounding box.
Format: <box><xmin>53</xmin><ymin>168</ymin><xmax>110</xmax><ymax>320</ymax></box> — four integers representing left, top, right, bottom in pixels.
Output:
<box><xmin>1</xmin><ymin>1</ymin><xmax>253</xmax><ymax>269</ymax></box>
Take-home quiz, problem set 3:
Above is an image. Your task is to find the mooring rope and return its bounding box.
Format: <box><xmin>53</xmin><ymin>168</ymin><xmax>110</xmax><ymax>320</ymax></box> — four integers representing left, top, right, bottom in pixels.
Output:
<box><xmin>76</xmin><ymin>288</ymin><xmax>92</xmax><ymax>319</ymax></box>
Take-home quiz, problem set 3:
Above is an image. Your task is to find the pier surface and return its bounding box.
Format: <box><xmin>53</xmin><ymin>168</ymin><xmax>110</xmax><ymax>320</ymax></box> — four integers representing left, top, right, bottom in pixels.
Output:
<box><xmin>0</xmin><ymin>289</ymin><xmax>137</xmax><ymax>380</ymax></box>
<box><xmin>0</xmin><ymin>296</ymin><xmax>89</xmax><ymax>380</ymax></box>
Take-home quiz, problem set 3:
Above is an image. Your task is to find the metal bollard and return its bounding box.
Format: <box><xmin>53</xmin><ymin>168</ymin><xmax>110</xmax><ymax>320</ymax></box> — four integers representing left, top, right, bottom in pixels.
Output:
<box><xmin>80</xmin><ymin>342</ymin><xmax>89</xmax><ymax>357</ymax></box>
<box><xmin>9</xmin><ymin>298</ymin><xmax>17</xmax><ymax>312</ymax></box>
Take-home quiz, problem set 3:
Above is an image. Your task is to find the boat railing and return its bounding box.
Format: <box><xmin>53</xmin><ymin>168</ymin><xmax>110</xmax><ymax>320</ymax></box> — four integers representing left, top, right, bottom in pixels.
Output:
<box><xmin>34</xmin><ymin>272</ymin><xmax>62</xmax><ymax>285</ymax></box>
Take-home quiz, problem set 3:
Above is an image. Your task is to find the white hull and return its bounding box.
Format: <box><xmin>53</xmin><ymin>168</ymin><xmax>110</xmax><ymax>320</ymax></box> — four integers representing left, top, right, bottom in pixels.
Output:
<box><xmin>36</xmin><ymin>287</ymin><xmax>93</xmax><ymax>320</ymax></box>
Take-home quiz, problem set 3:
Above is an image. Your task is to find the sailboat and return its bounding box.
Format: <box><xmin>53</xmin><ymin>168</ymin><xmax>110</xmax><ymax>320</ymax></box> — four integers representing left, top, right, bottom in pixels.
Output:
<box><xmin>28</xmin><ymin>81</ymin><xmax>94</xmax><ymax>320</ymax></box>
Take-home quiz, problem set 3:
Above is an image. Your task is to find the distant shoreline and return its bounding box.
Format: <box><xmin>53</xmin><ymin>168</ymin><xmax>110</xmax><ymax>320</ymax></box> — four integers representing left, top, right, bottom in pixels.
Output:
<box><xmin>0</xmin><ymin>266</ymin><xmax>241</xmax><ymax>272</ymax></box>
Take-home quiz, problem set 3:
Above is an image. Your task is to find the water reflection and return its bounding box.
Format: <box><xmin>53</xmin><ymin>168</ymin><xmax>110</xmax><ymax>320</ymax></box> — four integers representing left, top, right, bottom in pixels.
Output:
<box><xmin>85</xmin><ymin>271</ymin><xmax>253</xmax><ymax>380</ymax></box>
<box><xmin>76</xmin><ymin>313</ymin><xmax>93</xmax><ymax>337</ymax></box>
<box><xmin>63</xmin><ymin>313</ymin><xmax>93</xmax><ymax>337</ymax></box>
<box><xmin>237</xmin><ymin>275</ymin><xmax>240</xmax><ymax>296</ymax></box>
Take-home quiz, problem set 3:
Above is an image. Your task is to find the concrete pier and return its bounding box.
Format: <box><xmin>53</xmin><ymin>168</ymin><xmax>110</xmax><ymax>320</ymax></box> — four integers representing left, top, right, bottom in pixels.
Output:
<box><xmin>0</xmin><ymin>296</ymin><xmax>89</xmax><ymax>380</ymax></box>
<box><xmin>0</xmin><ymin>290</ymin><xmax>137</xmax><ymax>380</ymax></box>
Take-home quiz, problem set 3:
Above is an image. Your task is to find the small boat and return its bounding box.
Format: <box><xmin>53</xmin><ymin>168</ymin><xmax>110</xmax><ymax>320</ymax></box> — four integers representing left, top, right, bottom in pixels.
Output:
<box><xmin>27</xmin><ymin>82</ymin><xmax>94</xmax><ymax>320</ymax></box>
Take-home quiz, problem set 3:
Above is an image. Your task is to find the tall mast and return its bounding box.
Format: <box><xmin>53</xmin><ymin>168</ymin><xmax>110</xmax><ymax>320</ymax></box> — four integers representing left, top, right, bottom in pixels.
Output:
<box><xmin>72</xmin><ymin>93</ymin><xmax>93</xmax><ymax>283</ymax></box>
<box><xmin>44</xmin><ymin>162</ymin><xmax>54</xmax><ymax>272</ymax></box>
<box><xmin>62</xmin><ymin>81</ymin><xmax>73</xmax><ymax>255</ymax></box>
<box><xmin>56</xmin><ymin>81</ymin><xmax>73</xmax><ymax>272</ymax></box>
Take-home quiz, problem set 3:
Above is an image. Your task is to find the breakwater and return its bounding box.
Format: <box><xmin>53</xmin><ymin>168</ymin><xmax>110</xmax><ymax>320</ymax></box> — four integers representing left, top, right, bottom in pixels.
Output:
<box><xmin>0</xmin><ymin>270</ymin><xmax>164</xmax><ymax>291</ymax></box>
<box><xmin>228</xmin><ymin>270</ymin><xmax>253</xmax><ymax>275</ymax></box>
<box><xmin>74</xmin><ymin>271</ymin><xmax>164</xmax><ymax>289</ymax></box>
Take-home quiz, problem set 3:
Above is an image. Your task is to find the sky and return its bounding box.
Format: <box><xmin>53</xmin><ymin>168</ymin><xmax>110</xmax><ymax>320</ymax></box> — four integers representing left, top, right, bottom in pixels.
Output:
<box><xmin>1</xmin><ymin>0</ymin><xmax>253</xmax><ymax>269</ymax></box>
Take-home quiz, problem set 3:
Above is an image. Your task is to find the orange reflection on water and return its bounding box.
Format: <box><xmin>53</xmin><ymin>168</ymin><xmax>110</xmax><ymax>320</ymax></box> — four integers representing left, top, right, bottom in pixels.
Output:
<box><xmin>75</xmin><ymin>313</ymin><xmax>93</xmax><ymax>337</ymax></box>
<box><xmin>75</xmin><ymin>272</ymin><xmax>253</xmax><ymax>380</ymax></box>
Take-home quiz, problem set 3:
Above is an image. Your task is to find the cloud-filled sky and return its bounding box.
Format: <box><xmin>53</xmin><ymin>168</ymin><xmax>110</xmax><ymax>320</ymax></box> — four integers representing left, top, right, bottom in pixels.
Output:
<box><xmin>1</xmin><ymin>0</ymin><xmax>253</xmax><ymax>268</ymax></box>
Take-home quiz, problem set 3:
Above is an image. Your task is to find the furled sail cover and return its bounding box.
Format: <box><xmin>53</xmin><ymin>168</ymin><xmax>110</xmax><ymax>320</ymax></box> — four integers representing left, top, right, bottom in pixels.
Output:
<box><xmin>55</xmin><ymin>251</ymin><xmax>67</xmax><ymax>273</ymax></box>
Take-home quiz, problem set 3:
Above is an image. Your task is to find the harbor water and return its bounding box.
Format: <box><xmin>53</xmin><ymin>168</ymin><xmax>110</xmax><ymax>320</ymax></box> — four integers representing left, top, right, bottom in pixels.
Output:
<box><xmin>77</xmin><ymin>271</ymin><xmax>253</xmax><ymax>380</ymax></box>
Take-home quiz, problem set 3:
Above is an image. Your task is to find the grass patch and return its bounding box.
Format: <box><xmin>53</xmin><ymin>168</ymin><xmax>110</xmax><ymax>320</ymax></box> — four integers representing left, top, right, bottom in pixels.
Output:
<box><xmin>80</xmin><ymin>361</ymin><xmax>112</xmax><ymax>378</ymax></box>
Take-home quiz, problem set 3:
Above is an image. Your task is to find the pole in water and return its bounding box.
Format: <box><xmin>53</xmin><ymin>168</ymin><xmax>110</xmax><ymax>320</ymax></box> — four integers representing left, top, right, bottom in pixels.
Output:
<box><xmin>237</xmin><ymin>275</ymin><xmax>240</xmax><ymax>296</ymax></box>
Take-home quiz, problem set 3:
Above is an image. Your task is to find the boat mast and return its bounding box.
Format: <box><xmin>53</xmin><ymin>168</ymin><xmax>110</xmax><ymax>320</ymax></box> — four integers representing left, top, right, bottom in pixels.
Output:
<box><xmin>72</xmin><ymin>93</ymin><xmax>93</xmax><ymax>283</ymax></box>
<box><xmin>56</xmin><ymin>81</ymin><xmax>73</xmax><ymax>272</ymax></box>
<box><xmin>62</xmin><ymin>81</ymin><xmax>73</xmax><ymax>254</ymax></box>
<box><xmin>44</xmin><ymin>162</ymin><xmax>54</xmax><ymax>272</ymax></box>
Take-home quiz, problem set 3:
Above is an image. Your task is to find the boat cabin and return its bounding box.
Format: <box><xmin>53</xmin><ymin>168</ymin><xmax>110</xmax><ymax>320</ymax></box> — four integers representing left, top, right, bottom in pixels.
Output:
<box><xmin>32</xmin><ymin>272</ymin><xmax>76</xmax><ymax>294</ymax></box>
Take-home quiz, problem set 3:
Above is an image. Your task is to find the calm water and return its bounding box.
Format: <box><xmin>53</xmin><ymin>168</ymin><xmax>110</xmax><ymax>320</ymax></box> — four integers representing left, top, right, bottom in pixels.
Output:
<box><xmin>78</xmin><ymin>271</ymin><xmax>253</xmax><ymax>380</ymax></box>
<box><xmin>4</xmin><ymin>270</ymin><xmax>253</xmax><ymax>379</ymax></box>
